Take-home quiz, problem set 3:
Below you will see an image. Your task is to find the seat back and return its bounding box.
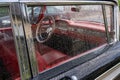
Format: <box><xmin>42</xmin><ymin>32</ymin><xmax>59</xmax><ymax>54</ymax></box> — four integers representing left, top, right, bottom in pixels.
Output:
<box><xmin>0</xmin><ymin>40</ymin><xmax>20</xmax><ymax>79</ymax></box>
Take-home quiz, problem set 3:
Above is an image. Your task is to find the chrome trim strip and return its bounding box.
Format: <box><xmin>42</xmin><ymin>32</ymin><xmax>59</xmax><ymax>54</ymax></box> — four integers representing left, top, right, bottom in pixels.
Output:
<box><xmin>0</xmin><ymin>0</ymin><xmax>117</xmax><ymax>3</ymax></box>
<box><xmin>114</xmin><ymin>4</ymin><xmax>119</xmax><ymax>41</ymax></box>
<box><xmin>20</xmin><ymin>3</ymin><xmax>38</xmax><ymax>77</ymax></box>
<box><xmin>102</xmin><ymin>5</ymin><xmax>110</xmax><ymax>43</ymax></box>
<box><xmin>10</xmin><ymin>3</ymin><xmax>32</xmax><ymax>80</ymax></box>
<box><xmin>0</xmin><ymin>0</ymin><xmax>117</xmax><ymax>6</ymax></box>
<box><xmin>95</xmin><ymin>62</ymin><xmax>120</xmax><ymax>80</ymax></box>
<box><xmin>22</xmin><ymin>1</ymin><xmax>116</xmax><ymax>6</ymax></box>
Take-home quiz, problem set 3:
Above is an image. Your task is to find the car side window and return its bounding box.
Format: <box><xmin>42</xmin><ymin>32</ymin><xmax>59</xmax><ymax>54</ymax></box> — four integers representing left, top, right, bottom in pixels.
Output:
<box><xmin>0</xmin><ymin>6</ymin><xmax>20</xmax><ymax>80</ymax></box>
<box><xmin>27</xmin><ymin>5</ymin><xmax>114</xmax><ymax>73</ymax></box>
<box><xmin>0</xmin><ymin>7</ymin><xmax>10</xmax><ymax>28</ymax></box>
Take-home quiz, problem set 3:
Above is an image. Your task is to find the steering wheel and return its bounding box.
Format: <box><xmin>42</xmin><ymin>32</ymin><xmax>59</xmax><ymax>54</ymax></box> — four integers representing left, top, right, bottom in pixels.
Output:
<box><xmin>36</xmin><ymin>16</ymin><xmax>55</xmax><ymax>43</ymax></box>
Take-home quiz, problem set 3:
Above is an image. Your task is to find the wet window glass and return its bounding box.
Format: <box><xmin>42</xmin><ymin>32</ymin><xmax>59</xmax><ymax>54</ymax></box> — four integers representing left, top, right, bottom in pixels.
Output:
<box><xmin>0</xmin><ymin>7</ymin><xmax>20</xmax><ymax>80</ymax></box>
<box><xmin>27</xmin><ymin>5</ymin><xmax>114</xmax><ymax>72</ymax></box>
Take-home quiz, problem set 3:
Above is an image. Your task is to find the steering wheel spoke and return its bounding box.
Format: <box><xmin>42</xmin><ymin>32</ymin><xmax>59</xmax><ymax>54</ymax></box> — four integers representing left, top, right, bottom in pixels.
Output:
<box><xmin>36</xmin><ymin>16</ymin><xmax>55</xmax><ymax>43</ymax></box>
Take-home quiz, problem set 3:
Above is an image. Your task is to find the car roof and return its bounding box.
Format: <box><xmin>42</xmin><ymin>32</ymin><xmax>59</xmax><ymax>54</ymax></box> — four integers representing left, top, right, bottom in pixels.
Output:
<box><xmin>0</xmin><ymin>0</ymin><xmax>117</xmax><ymax>3</ymax></box>
<box><xmin>0</xmin><ymin>0</ymin><xmax>117</xmax><ymax>6</ymax></box>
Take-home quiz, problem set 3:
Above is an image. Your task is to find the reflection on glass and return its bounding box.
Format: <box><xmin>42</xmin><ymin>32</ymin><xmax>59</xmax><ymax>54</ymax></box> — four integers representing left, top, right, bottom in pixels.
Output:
<box><xmin>28</xmin><ymin>5</ymin><xmax>114</xmax><ymax>72</ymax></box>
<box><xmin>0</xmin><ymin>7</ymin><xmax>20</xmax><ymax>80</ymax></box>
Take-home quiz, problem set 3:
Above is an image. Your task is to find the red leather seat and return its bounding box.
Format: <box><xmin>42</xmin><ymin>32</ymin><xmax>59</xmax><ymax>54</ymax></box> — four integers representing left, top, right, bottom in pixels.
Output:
<box><xmin>42</xmin><ymin>50</ymin><xmax>68</xmax><ymax>65</ymax></box>
<box><xmin>36</xmin><ymin>43</ymin><xmax>69</xmax><ymax>71</ymax></box>
<box><xmin>0</xmin><ymin>40</ymin><xmax>20</xmax><ymax>80</ymax></box>
<box><xmin>36</xmin><ymin>51</ymin><xmax>47</xmax><ymax>71</ymax></box>
<box><xmin>0</xmin><ymin>39</ymin><xmax>69</xmax><ymax>74</ymax></box>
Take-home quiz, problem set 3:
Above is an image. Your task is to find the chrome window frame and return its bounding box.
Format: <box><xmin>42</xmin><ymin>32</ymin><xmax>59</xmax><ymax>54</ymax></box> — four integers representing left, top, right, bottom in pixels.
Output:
<box><xmin>0</xmin><ymin>0</ymin><xmax>119</xmax><ymax>80</ymax></box>
<box><xmin>10</xmin><ymin>3</ymin><xmax>39</xmax><ymax>79</ymax></box>
<box><xmin>10</xmin><ymin>3</ymin><xmax>34</xmax><ymax>80</ymax></box>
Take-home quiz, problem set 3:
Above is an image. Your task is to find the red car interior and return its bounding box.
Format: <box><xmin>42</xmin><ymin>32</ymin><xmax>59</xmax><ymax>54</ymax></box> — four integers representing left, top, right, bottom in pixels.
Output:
<box><xmin>35</xmin><ymin>43</ymin><xmax>70</xmax><ymax>71</ymax></box>
<box><xmin>0</xmin><ymin>39</ymin><xmax>20</xmax><ymax>80</ymax></box>
<box><xmin>0</xmin><ymin>19</ymin><xmax>107</xmax><ymax>79</ymax></box>
<box><xmin>0</xmin><ymin>28</ymin><xmax>69</xmax><ymax>79</ymax></box>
